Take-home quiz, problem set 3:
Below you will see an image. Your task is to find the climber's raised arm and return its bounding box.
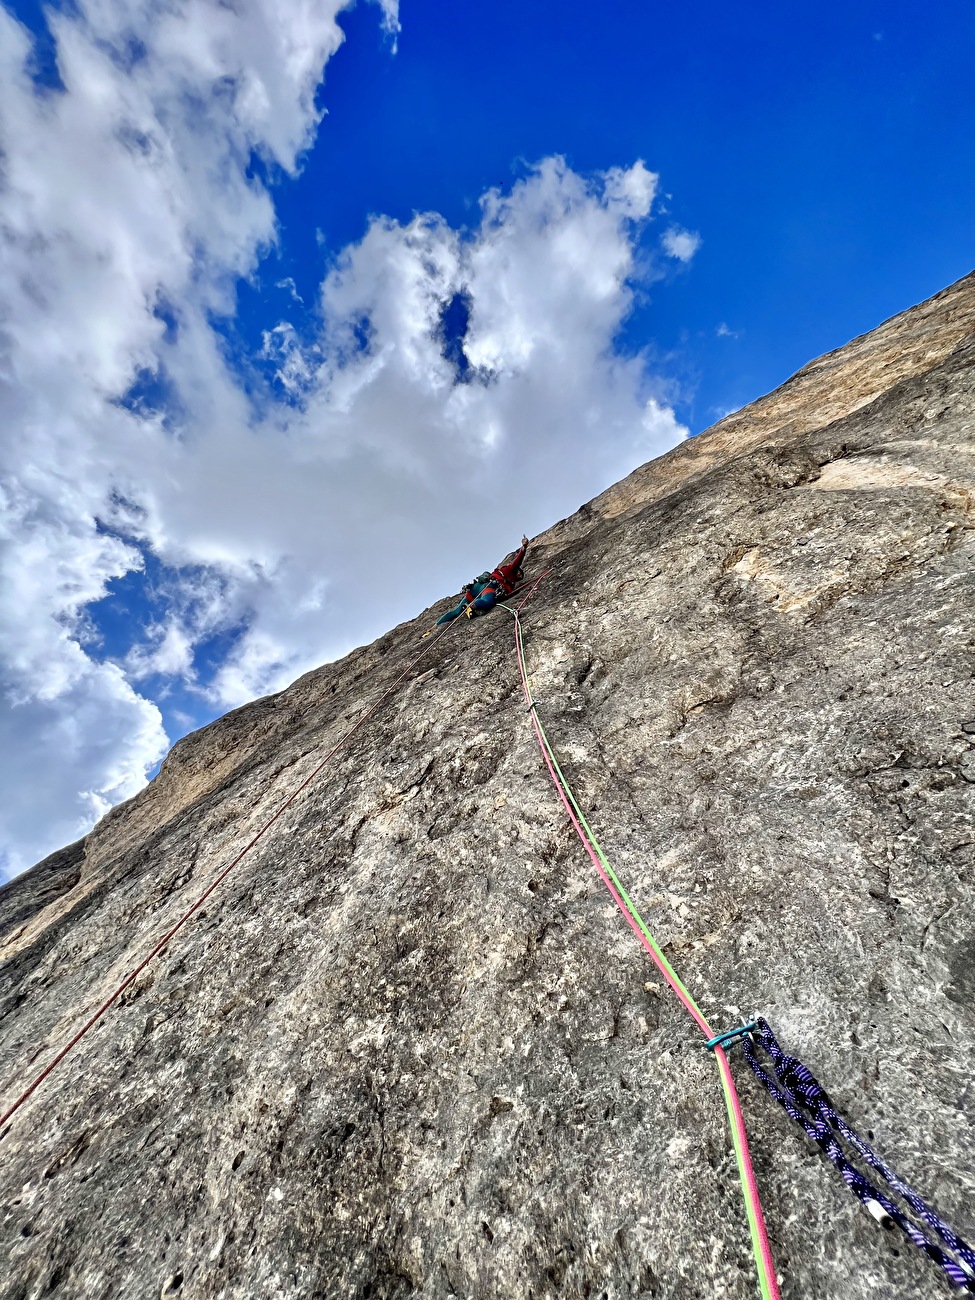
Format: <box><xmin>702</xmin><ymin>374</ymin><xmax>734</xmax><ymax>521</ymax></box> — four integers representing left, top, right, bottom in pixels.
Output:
<box><xmin>492</xmin><ymin>534</ymin><xmax>529</xmax><ymax>590</ymax></box>
<box><xmin>425</xmin><ymin>534</ymin><xmax>531</xmax><ymax>634</ymax></box>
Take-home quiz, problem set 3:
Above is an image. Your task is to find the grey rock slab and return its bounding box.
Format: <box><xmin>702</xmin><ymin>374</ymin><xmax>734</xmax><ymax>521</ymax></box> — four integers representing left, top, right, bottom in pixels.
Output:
<box><xmin>2</xmin><ymin>274</ymin><xmax>975</xmax><ymax>1299</ymax></box>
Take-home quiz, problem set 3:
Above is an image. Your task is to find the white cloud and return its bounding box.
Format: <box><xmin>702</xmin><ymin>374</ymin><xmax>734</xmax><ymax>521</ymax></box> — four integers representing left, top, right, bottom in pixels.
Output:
<box><xmin>0</xmin><ymin>0</ymin><xmax>393</xmax><ymax>877</ymax></box>
<box><xmin>662</xmin><ymin>225</ymin><xmax>702</xmax><ymax>262</ymax></box>
<box><xmin>125</xmin><ymin>620</ymin><xmax>195</xmax><ymax>680</ymax></box>
<box><xmin>0</xmin><ymin>651</ymin><xmax>167</xmax><ymax>879</ymax></box>
<box><xmin>262</xmin><ymin>321</ymin><xmax>320</xmax><ymax>394</ymax></box>
<box><xmin>601</xmin><ymin>160</ymin><xmax>658</xmax><ymax>217</ymax></box>
<box><xmin>183</xmin><ymin>157</ymin><xmax>687</xmax><ymax>706</ymax></box>
<box><xmin>275</xmin><ymin>277</ymin><xmax>304</xmax><ymax>303</ymax></box>
<box><xmin>0</xmin><ymin>2</ymin><xmax>693</xmax><ymax>880</ymax></box>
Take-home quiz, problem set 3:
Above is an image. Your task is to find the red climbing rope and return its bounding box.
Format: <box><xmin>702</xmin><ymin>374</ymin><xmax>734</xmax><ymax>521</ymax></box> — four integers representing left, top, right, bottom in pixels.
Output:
<box><xmin>0</xmin><ymin>620</ymin><xmax>458</xmax><ymax>1131</ymax></box>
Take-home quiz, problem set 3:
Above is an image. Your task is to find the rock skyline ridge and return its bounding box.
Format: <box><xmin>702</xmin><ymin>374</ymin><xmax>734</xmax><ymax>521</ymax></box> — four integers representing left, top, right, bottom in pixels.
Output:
<box><xmin>1</xmin><ymin>272</ymin><xmax>975</xmax><ymax>1299</ymax></box>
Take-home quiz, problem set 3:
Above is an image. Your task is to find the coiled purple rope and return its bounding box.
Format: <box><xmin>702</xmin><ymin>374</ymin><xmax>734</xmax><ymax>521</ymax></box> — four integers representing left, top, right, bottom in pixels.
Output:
<box><xmin>739</xmin><ymin>1018</ymin><xmax>975</xmax><ymax>1293</ymax></box>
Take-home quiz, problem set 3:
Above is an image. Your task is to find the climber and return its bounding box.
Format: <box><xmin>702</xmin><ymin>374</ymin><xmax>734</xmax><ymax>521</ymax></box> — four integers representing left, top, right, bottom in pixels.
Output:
<box><xmin>434</xmin><ymin>535</ymin><xmax>530</xmax><ymax>626</ymax></box>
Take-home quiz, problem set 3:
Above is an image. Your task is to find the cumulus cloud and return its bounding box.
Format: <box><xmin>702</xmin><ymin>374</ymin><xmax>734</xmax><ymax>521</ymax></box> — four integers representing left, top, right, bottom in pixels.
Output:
<box><xmin>662</xmin><ymin>225</ymin><xmax>702</xmax><ymax>262</ymax></box>
<box><xmin>125</xmin><ymin>620</ymin><xmax>195</xmax><ymax>680</ymax></box>
<box><xmin>0</xmin><ymin>0</ymin><xmax>382</xmax><ymax>875</ymax></box>
<box><xmin>0</xmin><ymin>1</ymin><xmax>692</xmax><ymax>879</ymax></box>
<box><xmin>190</xmin><ymin>157</ymin><xmax>686</xmax><ymax>705</ymax></box>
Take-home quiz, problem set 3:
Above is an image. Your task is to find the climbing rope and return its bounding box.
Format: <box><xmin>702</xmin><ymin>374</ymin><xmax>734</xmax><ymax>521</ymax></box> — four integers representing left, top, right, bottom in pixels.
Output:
<box><xmin>0</xmin><ymin>619</ymin><xmax>460</xmax><ymax>1132</ymax></box>
<box><xmin>500</xmin><ymin>587</ymin><xmax>782</xmax><ymax>1300</ymax></box>
<box><xmin>504</xmin><ymin>582</ymin><xmax>975</xmax><ymax>1297</ymax></box>
<box><xmin>739</xmin><ymin>1019</ymin><xmax>975</xmax><ymax>1293</ymax></box>
<box><xmin>8</xmin><ymin>559</ymin><xmax>964</xmax><ymax>1296</ymax></box>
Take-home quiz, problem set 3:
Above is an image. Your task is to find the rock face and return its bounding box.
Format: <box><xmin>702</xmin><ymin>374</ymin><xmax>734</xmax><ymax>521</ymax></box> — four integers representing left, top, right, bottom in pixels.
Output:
<box><xmin>2</xmin><ymin>274</ymin><xmax>974</xmax><ymax>1300</ymax></box>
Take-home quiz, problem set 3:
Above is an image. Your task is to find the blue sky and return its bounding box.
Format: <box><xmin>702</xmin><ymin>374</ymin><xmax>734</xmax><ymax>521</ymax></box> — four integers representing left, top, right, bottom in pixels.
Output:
<box><xmin>269</xmin><ymin>0</ymin><xmax>975</xmax><ymax>425</ymax></box>
<box><xmin>1</xmin><ymin>0</ymin><xmax>973</xmax><ymax>876</ymax></box>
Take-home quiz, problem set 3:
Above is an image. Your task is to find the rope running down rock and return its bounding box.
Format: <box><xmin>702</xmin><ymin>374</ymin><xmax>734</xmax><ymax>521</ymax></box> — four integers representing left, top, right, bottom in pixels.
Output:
<box><xmin>500</xmin><ymin>580</ymin><xmax>782</xmax><ymax>1300</ymax></box>
<box><xmin>0</xmin><ymin>619</ymin><xmax>460</xmax><ymax>1132</ymax></box>
<box><xmin>741</xmin><ymin>1018</ymin><xmax>975</xmax><ymax>1293</ymax></box>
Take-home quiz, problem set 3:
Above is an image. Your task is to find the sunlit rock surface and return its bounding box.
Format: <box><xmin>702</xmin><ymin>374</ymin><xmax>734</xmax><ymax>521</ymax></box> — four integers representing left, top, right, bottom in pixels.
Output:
<box><xmin>2</xmin><ymin>273</ymin><xmax>974</xmax><ymax>1299</ymax></box>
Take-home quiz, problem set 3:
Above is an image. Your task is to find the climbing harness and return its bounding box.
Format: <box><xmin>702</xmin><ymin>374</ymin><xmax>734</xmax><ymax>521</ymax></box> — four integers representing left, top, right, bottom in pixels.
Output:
<box><xmin>498</xmin><ymin>581</ymin><xmax>781</xmax><ymax>1300</ymax></box>
<box><xmin>737</xmin><ymin>1019</ymin><xmax>975</xmax><ymax>1293</ymax></box>
<box><xmin>0</xmin><ymin>619</ymin><xmax>461</xmax><ymax>1132</ymax></box>
<box><xmin>488</xmin><ymin>567</ymin><xmax>519</xmax><ymax>597</ymax></box>
<box><xmin>422</xmin><ymin>580</ymin><xmax>528</xmax><ymax>636</ymax></box>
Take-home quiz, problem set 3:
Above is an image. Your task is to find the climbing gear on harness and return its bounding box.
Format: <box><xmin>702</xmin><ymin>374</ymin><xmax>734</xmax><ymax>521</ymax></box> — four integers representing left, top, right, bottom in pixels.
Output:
<box><xmin>464</xmin><ymin>603</ymin><xmax>476</xmax><ymax>619</ymax></box>
<box><xmin>500</xmin><ymin>580</ymin><xmax>782</xmax><ymax>1300</ymax></box>
<box><xmin>735</xmin><ymin>1019</ymin><xmax>975</xmax><ymax>1294</ymax></box>
<box><xmin>489</xmin><ymin>568</ymin><xmax>517</xmax><ymax>596</ymax></box>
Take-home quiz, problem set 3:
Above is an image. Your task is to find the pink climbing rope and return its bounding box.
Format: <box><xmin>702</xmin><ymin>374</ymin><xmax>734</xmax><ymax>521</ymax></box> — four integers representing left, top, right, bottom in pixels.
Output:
<box><xmin>508</xmin><ymin>588</ymin><xmax>781</xmax><ymax>1300</ymax></box>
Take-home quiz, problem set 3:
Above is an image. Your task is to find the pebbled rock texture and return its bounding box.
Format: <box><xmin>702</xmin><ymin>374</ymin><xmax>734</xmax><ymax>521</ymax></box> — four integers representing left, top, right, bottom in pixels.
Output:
<box><xmin>2</xmin><ymin>274</ymin><xmax>974</xmax><ymax>1300</ymax></box>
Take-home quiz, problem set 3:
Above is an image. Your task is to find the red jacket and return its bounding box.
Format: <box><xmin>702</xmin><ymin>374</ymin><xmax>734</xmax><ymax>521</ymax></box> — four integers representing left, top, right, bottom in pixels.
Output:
<box><xmin>490</xmin><ymin>541</ymin><xmax>528</xmax><ymax>596</ymax></box>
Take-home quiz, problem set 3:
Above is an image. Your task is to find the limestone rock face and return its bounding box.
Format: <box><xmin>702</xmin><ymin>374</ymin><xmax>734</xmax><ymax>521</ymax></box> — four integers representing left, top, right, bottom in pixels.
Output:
<box><xmin>2</xmin><ymin>275</ymin><xmax>974</xmax><ymax>1300</ymax></box>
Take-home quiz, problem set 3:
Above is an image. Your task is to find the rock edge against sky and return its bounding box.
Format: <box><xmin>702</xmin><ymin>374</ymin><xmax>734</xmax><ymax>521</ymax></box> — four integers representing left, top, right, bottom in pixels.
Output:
<box><xmin>1</xmin><ymin>272</ymin><xmax>974</xmax><ymax>1298</ymax></box>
